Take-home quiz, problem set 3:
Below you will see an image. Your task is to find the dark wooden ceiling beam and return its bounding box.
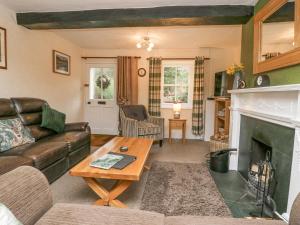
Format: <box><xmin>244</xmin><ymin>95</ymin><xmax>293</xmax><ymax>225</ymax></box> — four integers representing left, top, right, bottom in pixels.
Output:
<box><xmin>16</xmin><ymin>5</ymin><xmax>254</xmax><ymax>29</ymax></box>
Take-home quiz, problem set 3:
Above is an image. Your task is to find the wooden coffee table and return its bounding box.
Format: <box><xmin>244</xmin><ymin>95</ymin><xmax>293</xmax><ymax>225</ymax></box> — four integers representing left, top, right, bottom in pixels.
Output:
<box><xmin>69</xmin><ymin>137</ymin><xmax>153</xmax><ymax>208</ymax></box>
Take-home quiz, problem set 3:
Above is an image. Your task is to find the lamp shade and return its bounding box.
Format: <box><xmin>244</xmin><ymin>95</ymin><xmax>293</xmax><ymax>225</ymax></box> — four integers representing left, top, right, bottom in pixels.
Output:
<box><xmin>173</xmin><ymin>103</ymin><xmax>181</xmax><ymax>112</ymax></box>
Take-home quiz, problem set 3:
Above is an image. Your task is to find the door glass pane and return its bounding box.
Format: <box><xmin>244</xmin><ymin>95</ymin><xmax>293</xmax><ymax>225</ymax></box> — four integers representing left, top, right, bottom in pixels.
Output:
<box><xmin>89</xmin><ymin>67</ymin><xmax>115</xmax><ymax>100</ymax></box>
<box><xmin>89</xmin><ymin>68</ymin><xmax>102</xmax><ymax>100</ymax></box>
<box><xmin>102</xmin><ymin>68</ymin><xmax>114</xmax><ymax>100</ymax></box>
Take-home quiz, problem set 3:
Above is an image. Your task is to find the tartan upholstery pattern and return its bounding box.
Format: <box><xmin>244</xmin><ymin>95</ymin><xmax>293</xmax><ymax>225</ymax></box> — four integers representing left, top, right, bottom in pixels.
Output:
<box><xmin>192</xmin><ymin>57</ymin><xmax>205</xmax><ymax>136</ymax></box>
<box><xmin>138</xmin><ymin>122</ymin><xmax>161</xmax><ymax>136</ymax></box>
<box><xmin>120</xmin><ymin>105</ymin><xmax>164</xmax><ymax>141</ymax></box>
<box><xmin>148</xmin><ymin>58</ymin><xmax>162</xmax><ymax>117</ymax></box>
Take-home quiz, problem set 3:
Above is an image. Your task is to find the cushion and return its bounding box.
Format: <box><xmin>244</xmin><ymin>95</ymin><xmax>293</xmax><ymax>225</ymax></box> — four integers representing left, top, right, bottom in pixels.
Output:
<box><xmin>165</xmin><ymin>216</ymin><xmax>286</xmax><ymax>225</ymax></box>
<box><xmin>0</xmin><ymin>118</ymin><xmax>35</xmax><ymax>152</ymax></box>
<box><xmin>44</xmin><ymin>131</ymin><xmax>90</xmax><ymax>152</ymax></box>
<box><xmin>0</xmin><ymin>203</ymin><xmax>23</xmax><ymax>225</ymax></box>
<box><xmin>0</xmin><ymin>156</ymin><xmax>33</xmax><ymax>176</ymax></box>
<box><xmin>1</xmin><ymin>142</ymin><xmax>68</xmax><ymax>169</ymax></box>
<box><xmin>122</xmin><ymin>105</ymin><xmax>148</xmax><ymax>121</ymax></box>
<box><xmin>41</xmin><ymin>105</ymin><xmax>66</xmax><ymax>133</ymax></box>
<box><xmin>35</xmin><ymin>203</ymin><xmax>164</xmax><ymax>225</ymax></box>
<box><xmin>138</xmin><ymin>122</ymin><xmax>161</xmax><ymax>136</ymax></box>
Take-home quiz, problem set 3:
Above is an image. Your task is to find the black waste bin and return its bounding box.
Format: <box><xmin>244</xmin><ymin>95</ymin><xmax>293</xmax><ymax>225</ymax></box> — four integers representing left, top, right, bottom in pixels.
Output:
<box><xmin>210</xmin><ymin>149</ymin><xmax>237</xmax><ymax>173</ymax></box>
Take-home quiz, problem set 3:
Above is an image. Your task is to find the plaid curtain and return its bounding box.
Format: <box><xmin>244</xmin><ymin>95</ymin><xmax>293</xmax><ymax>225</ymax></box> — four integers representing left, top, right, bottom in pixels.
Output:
<box><xmin>148</xmin><ymin>58</ymin><xmax>162</xmax><ymax>117</ymax></box>
<box><xmin>192</xmin><ymin>57</ymin><xmax>205</xmax><ymax>136</ymax></box>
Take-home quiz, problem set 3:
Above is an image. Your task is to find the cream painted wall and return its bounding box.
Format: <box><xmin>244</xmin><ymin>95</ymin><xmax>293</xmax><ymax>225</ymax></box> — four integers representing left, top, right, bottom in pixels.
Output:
<box><xmin>0</xmin><ymin>4</ymin><xmax>83</xmax><ymax>122</ymax></box>
<box><xmin>82</xmin><ymin>46</ymin><xmax>241</xmax><ymax>139</ymax></box>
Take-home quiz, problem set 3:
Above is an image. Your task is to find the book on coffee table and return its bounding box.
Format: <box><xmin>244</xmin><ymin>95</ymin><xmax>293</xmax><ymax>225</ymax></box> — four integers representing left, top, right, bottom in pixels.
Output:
<box><xmin>90</xmin><ymin>154</ymin><xmax>124</xmax><ymax>170</ymax></box>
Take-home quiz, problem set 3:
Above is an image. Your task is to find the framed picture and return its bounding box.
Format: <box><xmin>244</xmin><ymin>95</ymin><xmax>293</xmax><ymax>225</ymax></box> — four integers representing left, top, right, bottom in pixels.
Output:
<box><xmin>53</xmin><ymin>50</ymin><xmax>71</xmax><ymax>75</ymax></box>
<box><xmin>0</xmin><ymin>27</ymin><xmax>7</xmax><ymax>69</ymax></box>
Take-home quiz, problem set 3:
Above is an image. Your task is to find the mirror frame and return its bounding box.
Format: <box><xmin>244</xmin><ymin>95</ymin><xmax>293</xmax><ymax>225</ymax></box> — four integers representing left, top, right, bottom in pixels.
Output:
<box><xmin>253</xmin><ymin>0</ymin><xmax>300</xmax><ymax>74</ymax></box>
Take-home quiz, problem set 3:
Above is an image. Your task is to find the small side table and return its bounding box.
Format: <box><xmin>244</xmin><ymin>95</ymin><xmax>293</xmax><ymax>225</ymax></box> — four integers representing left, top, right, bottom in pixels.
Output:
<box><xmin>168</xmin><ymin>119</ymin><xmax>187</xmax><ymax>144</ymax></box>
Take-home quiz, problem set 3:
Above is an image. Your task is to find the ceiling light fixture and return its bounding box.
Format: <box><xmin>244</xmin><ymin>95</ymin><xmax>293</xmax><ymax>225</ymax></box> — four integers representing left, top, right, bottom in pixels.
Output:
<box><xmin>136</xmin><ymin>36</ymin><xmax>155</xmax><ymax>51</ymax></box>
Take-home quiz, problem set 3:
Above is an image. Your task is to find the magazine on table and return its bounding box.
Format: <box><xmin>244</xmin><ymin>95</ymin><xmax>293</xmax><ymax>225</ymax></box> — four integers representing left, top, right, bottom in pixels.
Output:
<box><xmin>90</xmin><ymin>154</ymin><xmax>124</xmax><ymax>170</ymax></box>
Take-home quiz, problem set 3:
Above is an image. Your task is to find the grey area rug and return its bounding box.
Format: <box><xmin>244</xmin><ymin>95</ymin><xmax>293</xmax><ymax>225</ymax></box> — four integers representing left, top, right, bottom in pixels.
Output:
<box><xmin>140</xmin><ymin>161</ymin><xmax>232</xmax><ymax>217</ymax></box>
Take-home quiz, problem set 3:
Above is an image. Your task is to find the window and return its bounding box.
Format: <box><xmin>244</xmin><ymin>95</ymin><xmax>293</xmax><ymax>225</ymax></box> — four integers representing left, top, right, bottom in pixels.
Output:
<box><xmin>161</xmin><ymin>61</ymin><xmax>194</xmax><ymax>109</ymax></box>
<box><xmin>89</xmin><ymin>66</ymin><xmax>115</xmax><ymax>100</ymax></box>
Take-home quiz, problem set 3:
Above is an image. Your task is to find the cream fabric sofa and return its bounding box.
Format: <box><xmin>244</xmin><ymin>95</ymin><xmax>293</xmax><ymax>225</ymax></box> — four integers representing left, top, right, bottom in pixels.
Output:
<box><xmin>0</xmin><ymin>166</ymin><xmax>297</xmax><ymax>225</ymax></box>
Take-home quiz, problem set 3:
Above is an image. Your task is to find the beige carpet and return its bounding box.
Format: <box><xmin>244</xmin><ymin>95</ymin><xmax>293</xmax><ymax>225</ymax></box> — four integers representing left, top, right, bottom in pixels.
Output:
<box><xmin>50</xmin><ymin>140</ymin><xmax>215</xmax><ymax>210</ymax></box>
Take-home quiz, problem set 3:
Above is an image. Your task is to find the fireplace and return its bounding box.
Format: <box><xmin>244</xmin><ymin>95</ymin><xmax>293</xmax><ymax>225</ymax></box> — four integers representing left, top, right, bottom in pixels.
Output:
<box><xmin>228</xmin><ymin>84</ymin><xmax>300</xmax><ymax>221</ymax></box>
<box><xmin>246</xmin><ymin>138</ymin><xmax>277</xmax><ymax>216</ymax></box>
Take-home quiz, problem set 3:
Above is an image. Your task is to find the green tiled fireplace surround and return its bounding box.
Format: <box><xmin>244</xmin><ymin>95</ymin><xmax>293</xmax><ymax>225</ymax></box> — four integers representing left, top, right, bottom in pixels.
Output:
<box><xmin>238</xmin><ymin>115</ymin><xmax>295</xmax><ymax>214</ymax></box>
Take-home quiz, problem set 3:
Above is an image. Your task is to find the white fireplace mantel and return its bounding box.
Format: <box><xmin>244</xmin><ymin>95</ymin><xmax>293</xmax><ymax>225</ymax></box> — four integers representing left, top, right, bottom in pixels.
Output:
<box><xmin>228</xmin><ymin>84</ymin><xmax>300</xmax><ymax>220</ymax></box>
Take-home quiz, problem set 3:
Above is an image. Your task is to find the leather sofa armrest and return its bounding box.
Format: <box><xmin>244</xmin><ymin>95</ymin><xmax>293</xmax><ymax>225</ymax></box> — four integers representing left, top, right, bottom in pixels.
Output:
<box><xmin>64</xmin><ymin>122</ymin><xmax>90</xmax><ymax>132</ymax></box>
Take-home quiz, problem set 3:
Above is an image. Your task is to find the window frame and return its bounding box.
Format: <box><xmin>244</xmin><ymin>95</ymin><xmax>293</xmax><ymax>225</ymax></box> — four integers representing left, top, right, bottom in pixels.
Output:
<box><xmin>161</xmin><ymin>60</ymin><xmax>194</xmax><ymax>109</ymax></box>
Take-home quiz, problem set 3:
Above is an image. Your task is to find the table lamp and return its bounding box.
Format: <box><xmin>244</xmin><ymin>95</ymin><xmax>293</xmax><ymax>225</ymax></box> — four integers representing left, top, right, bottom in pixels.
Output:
<box><xmin>173</xmin><ymin>102</ymin><xmax>181</xmax><ymax>119</ymax></box>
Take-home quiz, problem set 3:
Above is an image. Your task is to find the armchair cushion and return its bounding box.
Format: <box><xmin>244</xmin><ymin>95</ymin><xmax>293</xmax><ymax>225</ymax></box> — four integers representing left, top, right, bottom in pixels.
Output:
<box><xmin>138</xmin><ymin>122</ymin><xmax>161</xmax><ymax>136</ymax></box>
<box><xmin>121</xmin><ymin>105</ymin><xmax>148</xmax><ymax>121</ymax></box>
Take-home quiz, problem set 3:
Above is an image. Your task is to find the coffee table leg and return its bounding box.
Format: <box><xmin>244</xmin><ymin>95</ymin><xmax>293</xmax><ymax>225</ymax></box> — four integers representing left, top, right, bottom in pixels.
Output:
<box><xmin>84</xmin><ymin>177</ymin><xmax>132</xmax><ymax>208</ymax></box>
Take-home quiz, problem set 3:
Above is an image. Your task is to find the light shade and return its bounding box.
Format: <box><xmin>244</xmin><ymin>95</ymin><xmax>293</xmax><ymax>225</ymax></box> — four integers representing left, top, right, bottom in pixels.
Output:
<box><xmin>173</xmin><ymin>102</ymin><xmax>181</xmax><ymax>112</ymax></box>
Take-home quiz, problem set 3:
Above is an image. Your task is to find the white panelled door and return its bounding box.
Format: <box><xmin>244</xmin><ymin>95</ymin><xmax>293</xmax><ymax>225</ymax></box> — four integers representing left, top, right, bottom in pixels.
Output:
<box><xmin>84</xmin><ymin>62</ymin><xmax>119</xmax><ymax>135</ymax></box>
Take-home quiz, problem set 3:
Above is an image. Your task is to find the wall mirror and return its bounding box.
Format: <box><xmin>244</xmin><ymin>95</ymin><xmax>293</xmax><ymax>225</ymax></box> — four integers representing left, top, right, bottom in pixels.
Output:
<box><xmin>253</xmin><ymin>0</ymin><xmax>300</xmax><ymax>74</ymax></box>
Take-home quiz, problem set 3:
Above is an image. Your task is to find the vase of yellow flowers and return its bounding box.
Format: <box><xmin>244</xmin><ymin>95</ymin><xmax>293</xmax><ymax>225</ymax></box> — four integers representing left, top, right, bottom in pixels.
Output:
<box><xmin>226</xmin><ymin>64</ymin><xmax>244</xmax><ymax>89</ymax></box>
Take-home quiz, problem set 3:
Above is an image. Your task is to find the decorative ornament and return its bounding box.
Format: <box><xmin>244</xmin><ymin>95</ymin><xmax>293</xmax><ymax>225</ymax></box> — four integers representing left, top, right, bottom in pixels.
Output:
<box><xmin>96</xmin><ymin>75</ymin><xmax>111</xmax><ymax>90</ymax></box>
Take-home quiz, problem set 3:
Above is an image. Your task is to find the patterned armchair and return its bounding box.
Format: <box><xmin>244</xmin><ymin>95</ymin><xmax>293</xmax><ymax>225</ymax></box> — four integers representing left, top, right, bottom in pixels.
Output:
<box><xmin>120</xmin><ymin>105</ymin><xmax>164</xmax><ymax>146</ymax></box>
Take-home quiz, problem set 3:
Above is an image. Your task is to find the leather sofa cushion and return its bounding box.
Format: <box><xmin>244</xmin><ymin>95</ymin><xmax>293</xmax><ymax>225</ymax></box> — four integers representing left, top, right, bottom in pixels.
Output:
<box><xmin>121</xmin><ymin>105</ymin><xmax>148</xmax><ymax>121</ymax></box>
<box><xmin>11</xmin><ymin>98</ymin><xmax>54</xmax><ymax>140</ymax></box>
<box><xmin>11</xmin><ymin>98</ymin><xmax>46</xmax><ymax>114</ymax></box>
<box><xmin>35</xmin><ymin>203</ymin><xmax>165</xmax><ymax>225</ymax></box>
<box><xmin>0</xmin><ymin>156</ymin><xmax>33</xmax><ymax>175</ymax></box>
<box><xmin>2</xmin><ymin>142</ymin><xmax>68</xmax><ymax>170</ymax></box>
<box><xmin>44</xmin><ymin>131</ymin><xmax>90</xmax><ymax>152</ymax></box>
<box><xmin>0</xmin><ymin>99</ymin><xmax>17</xmax><ymax>120</ymax></box>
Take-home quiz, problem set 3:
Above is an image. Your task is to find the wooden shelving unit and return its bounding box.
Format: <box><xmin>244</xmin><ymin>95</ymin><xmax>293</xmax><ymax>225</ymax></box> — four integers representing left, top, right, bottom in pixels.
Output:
<box><xmin>214</xmin><ymin>97</ymin><xmax>231</xmax><ymax>137</ymax></box>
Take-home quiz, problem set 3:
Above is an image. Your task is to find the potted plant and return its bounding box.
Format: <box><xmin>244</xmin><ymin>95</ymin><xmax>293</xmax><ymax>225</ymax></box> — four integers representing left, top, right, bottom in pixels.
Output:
<box><xmin>226</xmin><ymin>64</ymin><xmax>244</xmax><ymax>89</ymax></box>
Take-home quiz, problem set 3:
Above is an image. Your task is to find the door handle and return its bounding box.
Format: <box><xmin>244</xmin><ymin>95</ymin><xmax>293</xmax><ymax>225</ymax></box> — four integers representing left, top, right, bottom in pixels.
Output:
<box><xmin>87</xmin><ymin>101</ymin><xmax>91</xmax><ymax>104</ymax></box>
<box><xmin>98</xmin><ymin>101</ymin><xmax>106</xmax><ymax>105</ymax></box>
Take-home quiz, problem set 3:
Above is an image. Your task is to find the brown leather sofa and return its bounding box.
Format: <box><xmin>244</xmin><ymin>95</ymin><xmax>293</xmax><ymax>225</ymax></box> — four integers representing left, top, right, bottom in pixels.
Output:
<box><xmin>0</xmin><ymin>98</ymin><xmax>91</xmax><ymax>183</ymax></box>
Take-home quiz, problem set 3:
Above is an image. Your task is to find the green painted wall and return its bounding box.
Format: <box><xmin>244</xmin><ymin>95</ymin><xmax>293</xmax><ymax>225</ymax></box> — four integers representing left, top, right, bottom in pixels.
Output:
<box><xmin>241</xmin><ymin>0</ymin><xmax>300</xmax><ymax>87</ymax></box>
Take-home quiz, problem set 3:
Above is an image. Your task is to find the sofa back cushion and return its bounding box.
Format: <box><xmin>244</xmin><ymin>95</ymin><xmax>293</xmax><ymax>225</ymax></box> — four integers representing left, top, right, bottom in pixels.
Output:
<box><xmin>0</xmin><ymin>99</ymin><xmax>17</xmax><ymax>120</ymax></box>
<box><xmin>121</xmin><ymin>105</ymin><xmax>148</xmax><ymax>121</ymax></box>
<box><xmin>0</xmin><ymin>118</ymin><xmax>35</xmax><ymax>152</ymax></box>
<box><xmin>11</xmin><ymin>98</ymin><xmax>55</xmax><ymax>140</ymax></box>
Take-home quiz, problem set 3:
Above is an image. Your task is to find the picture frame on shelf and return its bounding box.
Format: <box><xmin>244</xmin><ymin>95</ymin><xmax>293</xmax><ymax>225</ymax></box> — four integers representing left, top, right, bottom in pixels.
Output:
<box><xmin>53</xmin><ymin>50</ymin><xmax>71</xmax><ymax>75</ymax></box>
<box><xmin>0</xmin><ymin>27</ymin><xmax>7</xmax><ymax>69</ymax></box>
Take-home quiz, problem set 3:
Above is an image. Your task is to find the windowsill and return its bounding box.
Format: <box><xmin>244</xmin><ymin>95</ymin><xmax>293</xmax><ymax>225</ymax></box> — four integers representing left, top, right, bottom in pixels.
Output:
<box><xmin>161</xmin><ymin>104</ymin><xmax>192</xmax><ymax>110</ymax></box>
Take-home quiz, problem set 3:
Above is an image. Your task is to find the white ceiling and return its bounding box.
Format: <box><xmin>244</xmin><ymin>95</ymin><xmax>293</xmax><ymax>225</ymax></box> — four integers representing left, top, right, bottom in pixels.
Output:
<box><xmin>52</xmin><ymin>25</ymin><xmax>242</xmax><ymax>49</ymax></box>
<box><xmin>0</xmin><ymin>0</ymin><xmax>257</xmax><ymax>12</ymax></box>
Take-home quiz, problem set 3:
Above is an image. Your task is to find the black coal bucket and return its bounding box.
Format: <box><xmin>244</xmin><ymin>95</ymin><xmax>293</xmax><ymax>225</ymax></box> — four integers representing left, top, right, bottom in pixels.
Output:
<box><xmin>210</xmin><ymin>149</ymin><xmax>237</xmax><ymax>173</ymax></box>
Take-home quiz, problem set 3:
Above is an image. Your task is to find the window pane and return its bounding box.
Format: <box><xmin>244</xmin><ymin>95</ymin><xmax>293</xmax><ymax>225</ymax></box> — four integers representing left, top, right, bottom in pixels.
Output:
<box><xmin>176</xmin><ymin>86</ymin><xmax>188</xmax><ymax>103</ymax></box>
<box><xmin>163</xmin><ymin>86</ymin><xmax>175</xmax><ymax>103</ymax></box>
<box><xmin>90</xmin><ymin>68</ymin><xmax>102</xmax><ymax>99</ymax></box>
<box><xmin>102</xmin><ymin>68</ymin><xmax>114</xmax><ymax>100</ymax></box>
<box><xmin>164</xmin><ymin>67</ymin><xmax>176</xmax><ymax>84</ymax></box>
<box><xmin>177</xmin><ymin>67</ymin><xmax>189</xmax><ymax>85</ymax></box>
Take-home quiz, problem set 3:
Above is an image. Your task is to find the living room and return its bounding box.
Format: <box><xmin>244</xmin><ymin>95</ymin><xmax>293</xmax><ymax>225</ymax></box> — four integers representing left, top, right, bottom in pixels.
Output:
<box><xmin>0</xmin><ymin>0</ymin><xmax>300</xmax><ymax>225</ymax></box>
